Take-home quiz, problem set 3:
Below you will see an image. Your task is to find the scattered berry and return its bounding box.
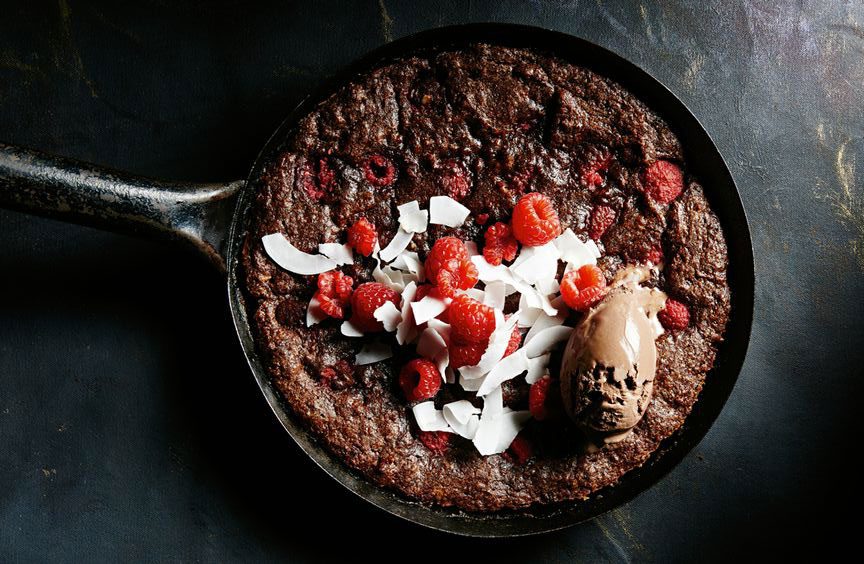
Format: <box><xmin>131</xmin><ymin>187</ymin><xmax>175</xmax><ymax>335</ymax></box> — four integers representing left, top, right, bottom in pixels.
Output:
<box><xmin>319</xmin><ymin>360</ymin><xmax>354</xmax><ymax>390</ymax></box>
<box><xmin>418</xmin><ymin>431</ymin><xmax>451</xmax><ymax>453</ymax></box>
<box><xmin>579</xmin><ymin>147</ymin><xmax>612</xmax><ymax>189</ymax></box>
<box><xmin>399</xmin><ymin>358</ymin><xmax>442</xmax><ymax>402</ymax></box>
<box><xmin>350</xmin><ymin>282</ymin><xmax>401</xmax><ymax>332</ymax></box>
<box><xmin>347</xmin><ymin>217</ymin><xmax>377</xmax><ymax>257</ymax></box>
<box><xmin>658</xmin><ymin>299</ymin><xmax>690</xmax><ymax>331</ymax></box>
<box><xmin>505</xmin><ymin>434</ymin><xmax>533</xmax><ymax>464</ymax></box>
<box><xmin>483</xmin><ymin>222</ymin><xmax>519</xmax><ymax>266</ymax></box>
<box><xmin>413</xmin><ymin>285</ymin><xmax>450</xmax><ymax>323</ymax></box>
<box><xmin>449</xmin><ymin>341</ymin><xmax>485</xmax><ymax>369</ymax></box>
<box><xmin>529</xmin><ymin>376</ymin><xmax>553</xmax><ymax>421</ymax></box>
<box><xmin>511</xmin><ymin>192</ymin><xmax>562</xmax><ymax>246</ymax></box>
<box><xmin>509</xmin><ymin>165</ymin><xmax>536</xmax><ymax>194</ymax></box>
<box><xmin>448</xmin><ymin>294</ymin><xmax>495</xmax><ymax>344</ymax></box>
<box><xmin>363</xmin><ymin>155</ymin><xmax>397</xmax><ymax>187</ymax></box>
<box><xmin>642</xmin><ymin>160</ymin><xmax>683</xmax><ymax>204</ymax></box>
<box><xmin>314</xmin><ymin>271</ymin><xmax>354</xmax><ymax>319</ymax></box>
<box><xmin>588</xmin><ymin>205</ymin><xmax>616</xmax><ymax>241</ymax></box>
<box><xmin>643</xmin><ymin>245</ymin><xmax>664</xmax><ymax>265</ymax></box>
<box><xmin>476</xmin><ymin>213</ymin><xmax>490</xmax><ymax>226</ymax></box>
<box><xmin>503</xmin><ymin>324</ymin><xmax>522</xmax><ymax>357</ymax></box>
<box><xmin>424</xmin><ymin>237</ymin><xmax>479</xmax><ymax>298</ymax></box>
<box><xmin>299</xmin><ymin>157</ymin><xmax>336</xmax><ymax>200</ymax></box>
<box><xmin>439</xmin><ymin>160</ymin><xmax>471</xmax><ymax>200</ymax></box>
<box><xmin>560</xmin><ymin>264</ymin><xmax>607</xmax><ymax>311</ymax></box>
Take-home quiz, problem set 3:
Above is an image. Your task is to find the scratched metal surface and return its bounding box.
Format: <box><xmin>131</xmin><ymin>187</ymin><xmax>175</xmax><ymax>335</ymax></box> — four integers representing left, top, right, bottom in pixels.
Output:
<box><xmin>0</xmin><ymin>0</ymin><xmax>861</xmax><ymax>561</ymax></box>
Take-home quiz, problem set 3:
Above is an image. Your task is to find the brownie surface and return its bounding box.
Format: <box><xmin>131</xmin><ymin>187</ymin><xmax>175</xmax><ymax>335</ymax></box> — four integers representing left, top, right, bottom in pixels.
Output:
<box><xmin>241</xmin><ymin>44</ymin><xmax>731</xmax><ymax>511</ymax></box>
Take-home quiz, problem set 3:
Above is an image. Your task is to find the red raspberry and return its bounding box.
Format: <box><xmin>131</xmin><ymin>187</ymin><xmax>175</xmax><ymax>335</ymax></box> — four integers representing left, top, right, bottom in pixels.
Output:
<box><xmin>529</xmin><ymin>376</ymin><xmax>552</xmax><ymax>421</ymax></box>
<box><xmin>658</xmin><ymin>299</ymin><xmax>690</xmax><ymax>331</ymax></box>
<box><xmin>439</xmin><ymin>160</ymin><xmax>471</xmax><ymax>200</ymax></box>
<box><xmin>579</xmin><ymin>147</ymin><xmax>612</xmax><ymax>189</ymax></box>
<box><xmin>363</xmin><ymin>155</ymin><xmax>397</xmax><ymax>187</ymax></box>
<box><xmin>503</xmin><ymin>324</ymin><xmax>522</xmax><ymax>357</ymax></box>
<box><xmin>299</xmin><ymin>157</ymin><xmax>337</xmax><ymax>200</ymax></box>
<box><xmin>347</xmin><ymin>217</ymin><xmax>377</xmax><ymax>257</ymax></box>
<box><xmin>349</xmin><ymin>282</ymin><xmax>400</xmax><ymax>332</ymax></box>
<box><xmin>509</xmin><ymin>165</ymin><xmax>536</xmax><ymax>194</ymax></box>
<box><xmin>449</xmin><ymin>341</ymin><xmax>485</xmax><ymax>369</ymax></box>
<box><xmin>399</xmin><ymin>358</ymin><xmax>442</xmax><ymax>402</ymax></box>
<box><xmin>476</xmin><ymin>213</ymin><xmax>490</xmax><ymax>226</ymax></box>
<box><xmin>560</xmin><ymin>264</ymin><xmax>607</xmax><ymax>312</ymax></box>
<box><xmin>448</xmin><ymin>294</ymin><xmax>495</xmax><ymax>344</ymax></box>
<box><xmin>504</xmin><ymin>434</ymin><xmax>533</xmax><ymax>464</ymax></box>
<box><xmin>425</xmin><ymin>237</ymin><xmax>479</xmax><ymax>298</ymax></box>
<box><xmin>483</xmin><ymin>222</ymin><xmax>519</xmax><ymax>266</ymax></box>
<box><xmin>319</xmin><ymin>360</ymin><xmax>354</xmax><ymax>390</ymax></box>
<box><xmin>314</xmin><ymin>270</ymin><xmax>354</xmax><ymax>319</ymax></box>
<box><xmin>642</xmin><ymin>160</ymin><xmax>683</xmax><ymax>204</ymax></box>
<box><xmin>511</xmin><ymin>192</ymin><xmax>562</xmax><ymax>246</ymax></box>
<box><xmin>418</xmin><ymin>431</ymin><xmax>451</xmax><ymax>453</ymax></box>
<box><xmin>643</xmin><ymin>245</ymin><xmax>664</xmax><ymax>265</ymax></box>
<box><xmin>588</xmin><ymin>205</ymin><xmax>616</xmax><ymax>241</ymax></box>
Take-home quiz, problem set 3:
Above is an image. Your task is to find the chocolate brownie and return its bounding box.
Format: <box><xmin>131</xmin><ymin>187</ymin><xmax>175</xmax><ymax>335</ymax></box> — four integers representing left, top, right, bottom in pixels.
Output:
<box><xmin>241</xmin><ymin>44</ymin><xmax>731</xmax><ymax>511</ymax></box>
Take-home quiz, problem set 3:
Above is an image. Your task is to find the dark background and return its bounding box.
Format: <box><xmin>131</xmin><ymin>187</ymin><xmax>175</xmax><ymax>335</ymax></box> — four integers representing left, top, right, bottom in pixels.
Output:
<box><xmin>1</xmin><ymin>0</ymin><xmax>862</xmax><ymax>561</ymax></box>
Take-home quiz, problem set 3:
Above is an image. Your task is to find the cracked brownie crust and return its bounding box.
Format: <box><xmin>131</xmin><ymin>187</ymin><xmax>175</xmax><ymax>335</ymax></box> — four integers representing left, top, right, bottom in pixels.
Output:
<box><xmin>241</xmin><ymin>44</ymin><xmax>731</xmax><ymax>511</ymax></box>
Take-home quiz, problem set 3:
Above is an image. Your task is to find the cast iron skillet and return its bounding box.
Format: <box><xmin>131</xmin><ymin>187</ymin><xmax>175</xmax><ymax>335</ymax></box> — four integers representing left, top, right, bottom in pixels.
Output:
<box><xmin>0</xmin><ymin>24</ymin><xmax>754</xmax><ymax>537</ymax></box>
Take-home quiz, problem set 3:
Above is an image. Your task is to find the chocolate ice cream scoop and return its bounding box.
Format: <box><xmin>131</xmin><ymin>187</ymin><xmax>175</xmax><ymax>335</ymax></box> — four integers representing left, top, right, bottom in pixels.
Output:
<box><xmin>560</xmin><ymin>267</ymin><xmax>666</xmax><ymax>445</ymax></box>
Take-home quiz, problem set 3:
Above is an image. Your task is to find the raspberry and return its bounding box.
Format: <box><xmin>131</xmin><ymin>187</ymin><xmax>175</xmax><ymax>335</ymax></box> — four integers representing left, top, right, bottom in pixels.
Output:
<box><xmin>588</xmin><ymin>205</ymin><xmax>616</xmax><ymax>241</ymax></box>
<box><xmin>642</xmin><ymin>160</ymin><xmax>683</xmax><ymax>204</ymax></box>
<box><xmin>347</xmin><ymin>217</ymin><xmax>378</xmax><ymax>257</ymax></box>
<box><xmin>509</xmin><ymin>165</ymin><xmax>536</xmax><ymax>194</ymax></box>
<box><xmin>448</xmin><ymin>294</ymin><xmax>495</xmax><ymax>344</ymax></box>
<box><xmin>363</xmin><ymin>155</ymin><xmax>397</xmax><ymax>187</ymax></box>
<box><xmin>560</xmin><ymin>264</ymin><xmax>607</xmax><ymax>312</ymax></box>
<box><xmin>424</xmin><ymin>237</ymin><xmax>479</xmax><ymax>298</ymax></box>
<box><xmin>529</xmin><ymin>376</ymin><xmax>552</xmax><ymax>420</ymax></box>
<box><xmin>511</xmin><ymin>192</ymin><xmax>562</xmax><ymax>246</ymax></box>
<box><xmin>418</xmin><ymin>431</ymin><xmax>451</xmax><ymax>453</ymax></box>
<box><xmin>504</xmin><ymin>434</ymin><xmax>533</xmax><ymax>464</ymax></box>
<box><xmin>439</xmin><ymin>160</ymin><xmax>471</xmax><ymax>200</ymax></box>
<box><xmin>503</xmin><ymin>324</ymin><xmax>522</xmax><ymax>357</ymax></box>
<box><xmin>579</xmin><ymin>147</ymin><xmax>612</xmax><ymax>189</ymax></box>
<box><xmin>319</xmin><ymin>360</ymin><xmax>354</xmax><ymax>390</ymax></box>
<box><xmin>476</xmin><ymin>213</ymin><xmax>490</xmax><ymax>226</ymax></box>
<box><xmin>643</xmin><ymin>245</ymin><xmax>664</xmax><ymax>265</ymax></box>
<box><xmin>350</xmin><ymin>282</ymin><xmax>401</xmax><ymax>332</ymax></box>
<box><xmin>658</xmin><ymin>299</ymin><xmax>690</xmax><ymax>331</ymax></box>
<box><xmin>483</xmin><ymin>222</ymin><xmax>519</xmax><ymax>266</ymax></box>
<box><xmin>450</xmin><ymin>325</ymin><xmax>519</xmax><ymax>368</ymax></box>
<box><xmin>314</xmin><ymin>271</ymin><xmax>354</xmax><ymax>319</ymax></box>
<box><xmin>299</xmin><ymin>157</ymin><xmax>336</xmax><ymax>200</ymax></box>
<box><xmin>399</xmin><ymin>358</ymin><xmax>442</xmax><ymax>402</ymax></box>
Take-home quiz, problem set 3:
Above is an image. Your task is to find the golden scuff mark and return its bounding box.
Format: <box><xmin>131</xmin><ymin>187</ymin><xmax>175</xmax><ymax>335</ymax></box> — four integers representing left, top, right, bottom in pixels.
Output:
<box><xmin>609</xmin><ymin>508</ymin><xmax>648</xmax><ymax>556</ymax></box>
<box><xmin>832</xmin><ymin>138</ymin><xmax>864</xmax><ymax>270</ymax></box>
<box><xmin>594</xmin><ymin>517</ymin><xmax>630</xmax><ymax>561</ymax></box>
<box><xmin>377</xmin><ymin>0</ymin><xmax>394</xmax><ymax>43</ymax></box>
<box><xmin>55</xmin><ymin>0</ymin><xmax>98</xmax><ymax>98</ymax></box>
<box><xmin>41</xmin><ymin>468</ymin><xmax>57</xmax><ymax>478</ymax></box>
<box><xmin>682</xmin><ymin>51</ymin><xmax>705</xmax><ymax>91</ymax></box>
<box><xmin>639</xmin><ymin>4</ymin><xmax>654</xmax><ymax>41</ymax></box>
<box><xmin>0</xmin><ymin>51</ymin><xmax>47</xmax><ymax>81</ymax></box>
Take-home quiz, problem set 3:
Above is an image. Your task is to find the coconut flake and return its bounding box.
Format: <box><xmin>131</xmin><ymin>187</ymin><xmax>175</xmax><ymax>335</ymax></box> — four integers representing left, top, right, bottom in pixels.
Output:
<box><xmin>317</xmin><ymin>242</ymin><xmax>354</xmax><ymax>265</ymax></box>
<box><xmin>483</xmin><ymin>281</ymin><xmax>506</xmax><ymax>310</ymax></box>
<box><xmin>426</xmin><ymin>318</ymin><xmax>451</xmax><ymax>344</ymax></box>
<box><xmin>373</xmin><ymin>301</ymin><xmax>402</xmax><ymax>332</ymax></box>
<box><xmin>397</xmin><ymin>201</ymin><xmax>429</xmax><ymax>233</ymax></box>
<box><xmin>473</xmin><ymin>389</ymin><xmax>531</xmax><ymax>455</ymax></box>
<box><xmin>355</xmin><ymin>341</ymin><xmax>393</xmax><ymax>365</ymax></box>
<box><xmin>417</xmin><ymin>327</ymin><xmax>447</xmax><ymax>359</ymax></box>
<box><xmin>262</xmin><ymin>233</ymin><xmax>337</xmax><ymax>275</ymax></box>
<box><xmin>524</xmin><ymin>325</ymin><xmax>573</xmax><ymax>358</ymax></box>
<box><xmin>465</xmin><ymin>288</ymin><xmax>486</xmax><ymax>302</ymax></box>
<box><xmin>459</xmin><ymin>373</ymin><xmax>484</xmax><ymax>391</ymax></box>
<box><xmin>511</xmin><ymin>242</ymin><xmax>560</xmax><ymax>285</ymax></box>
<box><xmin>555</xmin><ymin>228</ymin><xmax>598</xmax><ymax>269</ymax></box>
<box><xmin>443</xmin><ymin>400</ymin><xmax>481</xmax><ymax>439</ymax></box>
<box><xmin>525</xmin><ymin>354</ymin><xmax>551</xmax><ymax>384</ymax></box>
<box><xmin>536</xmin><ymin>277</ymin><xmax>560</xmax><ymax>296</ymax></box>
<box><xmin>458</xmin><ymin>310</ymin><xmax>518</xmax><ymax>379</ymax></box>
<box><xmin>524</xmin><ymin>310</ymin><xmax>567</xmax><ymax>344</ymax></box>
<box><xmin>477</xmin><ymin>349</ymin><xmax>530</xmax><ymax>396</ymax></box>
<box><xmin>412</xmin><ymin>402</ymin><xmax>452</xmax><ymax>432</ymax></box>
<box><xmin>411</xmin><ymin>294</ymin><xmax>448</xmax><ymax>325</ymax></box>
<box><xmin>340</xmin><ymin>319</ymin><xmax>364</xmax><ymax>337</ymax></box>
<box><xmin>429</xmin><ymin>195</ymin><xmax>470</xmax><ymax>227</ymax></box>
<box><xmin>306</xmin><ymin>295</ymin><xmax>328</xmax><ymax>327</ymax></box>
<box><xmin>396</xmin><ymin>282</ymin><xmax>419</xmax><ymax>345</ymax></box>
<box><xmin>649</xmin><ymin>314</ymin><xmax>665</xmax><ymax>338</ymax></box>
<box><xmin>391</xmin><ymin>251</ymin><xmax>425</xmax><ymax>281</ymax></box>
<box><xmin>379</xmin><ymin>228</ymin><xmax>414</xmax><ymax>263</ymax></box>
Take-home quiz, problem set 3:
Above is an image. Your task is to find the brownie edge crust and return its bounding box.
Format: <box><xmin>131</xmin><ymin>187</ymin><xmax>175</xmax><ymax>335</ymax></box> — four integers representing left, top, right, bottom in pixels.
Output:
<box><xmin>241</xmin><ymin>44</ymin><xmax>731</xmax><ymax>511</ymax></box>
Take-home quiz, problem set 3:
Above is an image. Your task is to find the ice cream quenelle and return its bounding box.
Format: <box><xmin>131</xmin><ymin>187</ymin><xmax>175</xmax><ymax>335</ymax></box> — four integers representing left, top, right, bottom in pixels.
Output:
<box><xmin>560</xmin><ymin>267</ymin><xmax>667</xmax><ymax>445</ymax></box>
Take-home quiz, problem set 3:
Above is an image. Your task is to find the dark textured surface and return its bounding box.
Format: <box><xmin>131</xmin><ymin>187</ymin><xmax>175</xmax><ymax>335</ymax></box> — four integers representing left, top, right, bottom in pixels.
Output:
<box><xmin>0</xmin><ymin>0</ymin><xmax>861</xmax><ymax>560</ymax></box>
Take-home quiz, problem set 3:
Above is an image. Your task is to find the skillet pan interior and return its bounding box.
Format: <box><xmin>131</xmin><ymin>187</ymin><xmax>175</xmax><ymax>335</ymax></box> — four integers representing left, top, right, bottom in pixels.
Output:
<box><xmin>226</xmin><ymin>23</ymin><xmax>754</xmax><ymax>537</ymax></box>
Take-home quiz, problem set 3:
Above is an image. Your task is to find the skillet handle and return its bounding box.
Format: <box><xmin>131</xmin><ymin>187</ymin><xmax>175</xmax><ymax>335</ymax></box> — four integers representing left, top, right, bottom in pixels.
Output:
<box><xmin>0</xmin><ymin>143</ymin><xmax>244</xmax><ymax>272</ymax></box>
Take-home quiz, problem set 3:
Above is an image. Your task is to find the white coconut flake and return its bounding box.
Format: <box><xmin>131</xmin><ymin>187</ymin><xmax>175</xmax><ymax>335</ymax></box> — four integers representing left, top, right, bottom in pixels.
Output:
<box><xmin>426</xmin><ymin>318</ymin><xmax>451</xmax><ymax>344</ymax></box>
<box><xmin>397</xmin><ymin>200</ymin><xmax>420</xmax><ymax>215</ymax></box>
<box><xmin>458</xmin><ymin>310</ymin><xmax>518</xmax><ymax>379</ymax></box>
<box><xmin>392</xmin><ymin>251</ymin><xmax>425</xmax><ymax>281</ymax></box>
<box><xmin>411</xmin><ymin>294</ymin><xmax>448</xmax><ymax>325</ymax></box>
<box><xmin>373</xmin><ymin>301</ymin><xmax>402</xmax><ymax>332</ymax></box>
<box><xmin>511</xmin><ymin>242</ymin><xmax>560</xmax><ymax>285</ymax></box>
<box><xmin>536</xmin><ymin>277</ymin><xmax>560</xmax><ymax>296</ymax></box>
<box><xmin>483</xmin><ymin>281</ymin><xmax>506</xmax><ymax>310</ymax></box>
<box><xmin>355</xmin><ymin>341</ymin><xmax>393</xmax><ymax>365</ymax></box>
<box><xmin>396</xmin><ymin>282</ymin><xmax>419</xmax><ymax>345</ymax></box>
<box><xmin>340</xmin><ymin>319</ymin><xmax>364</xmax><ymax>338</ymax></box>
<box><xmin>554</xmin><ymin>228</ymin><xmax>598</xmax><ymax>269</ymax></box>
<box><xmin>459</xmin><ymin>373</ymin><xmax>484</xmax><ymax>391</ymax></box>
<box><xmin>429</xmin><ymin>195</ymin><xmax>470</xmax><ymax>227</ymax></box>
<box><xmin>417</xmin><ymin>327</ymin><xmax>447</xmax><ymax>359</ymax></box>
<box><xmin>412</xmin><ymin>402</ymin><xmax>452</xmax><ymax>432</ymax></box>
<box><xmin>379</xmin><ymin>228</ymin><xmax>414</xmax><ymax>263</ymax></box>
<box><xmin>477</xmin><ymin>349</ymin><xmax>530</xmax><ymax>396</ymax></box>
<box><xmin>473</xmin><ymin>389</ymin><xmax>531</xmax><ymax>455</ymax></box>
<box><xmin>306</xmin><ymin>295</ymin><xmax>327</xmax><ymax>327</ymax></box>
<box><xmin>262</xmin><ymin>233</ymin><xmax>337</xmax><ymax>275</ymax></box>
<box><xmin>586</xmin><ymin>238</ymin><xmax>601</xmax><ymax>259</ymax></box>
<box><xmin>518</xmin><ymin>306</ymin><xmax>543</xmax><ymax>328</ymax></box>
<box><xmin>525</xmin><ymin>354</ymin><xmax>551</xmax><ymax>384</ymax></box>
<box><xmin>317</xmin><ymin>242</ymin><xmax>354</xmax><ymax>265</ymax></box>
<box><xmin>649</xmin><ymin>314</ymin><xmax>665</xmax><ymax>338</ymax></box>
<box><xmin>483</xmin><ymin>385</ymin><xmax>504</xmax><ymax>419</ymax></box>
<box><xmin>443</xmin><ymin>400</ymin><xmax>481</xmax><ymax>439</ymax></box>
<box><xmin>398</xmin><ymin>201</ymin><xmax>429</xmax><ymax>233</ymax></box>
<box><xmin>524</xmin><ymin>310</ymin><xmax>567</xmax><ymax>344</ymax></box>
<box><xmin>465</xmin><ymin>288</ymin><xmax>486</xmax><ymax>302</ymax></box>
<box><xmin>524</xmin><ymin>325</ymin><xmax>573</xmax><ymax>358</ymax></box>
